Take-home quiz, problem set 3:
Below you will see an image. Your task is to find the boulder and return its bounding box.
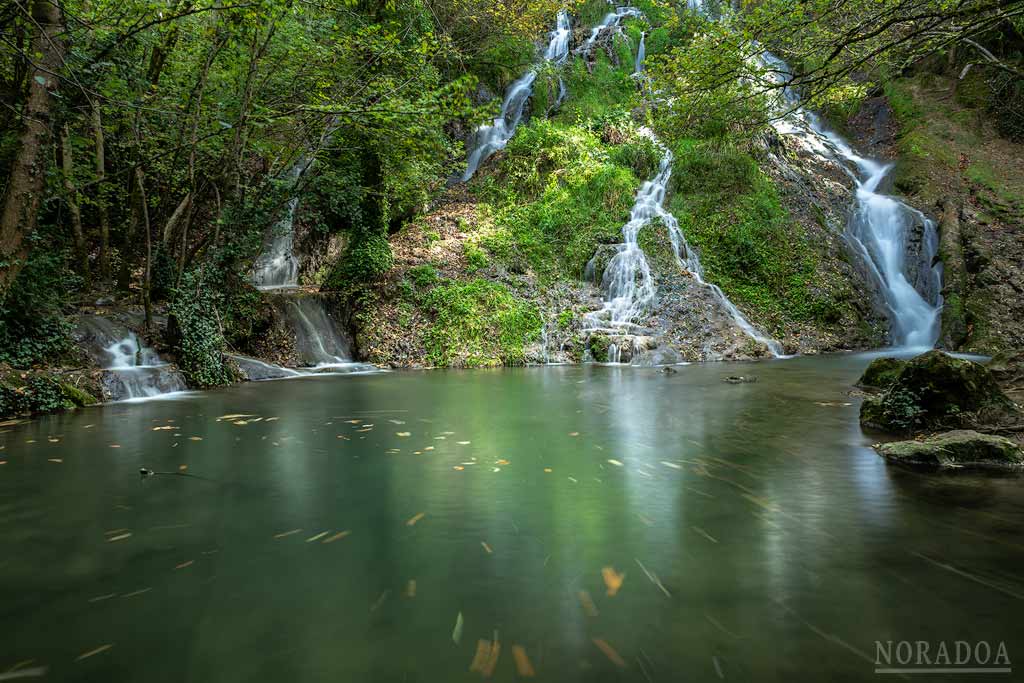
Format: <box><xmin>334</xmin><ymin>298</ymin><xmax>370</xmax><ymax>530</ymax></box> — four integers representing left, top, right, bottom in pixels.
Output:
<box><xmin>875</xmin><ymin>430</ymin><xmax>1024</xmax><ymax>468</ymax></box>
<box><xmin>859</xmin><ymin>350</ymin><xmax>1020</xmax><ymax>433</ymax></box>
<box><xmin>856</xmin><ymin>357</ymin><xmax>906</xmax><ymax>391</ymax></box>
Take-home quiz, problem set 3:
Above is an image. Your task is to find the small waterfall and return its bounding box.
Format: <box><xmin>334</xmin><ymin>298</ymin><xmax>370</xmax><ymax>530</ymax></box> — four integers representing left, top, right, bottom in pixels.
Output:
<box><xmin>76</xmin><ymin>315</ymin><xmax>187</xmax><ymax>401</ymax></box>
<box><xmin>585</xmin><ymin>130</ymin><xmax>784</xmax><ymax>356</ymax></box>
<box><xmin>280</xmin><ymin>295</ymin><xmax>356</xmax><ymax>368</ymax></box>
<box><xmin>462</xmin><ymin>11</ymin><xmax>572</xmax><ymax>181</ymax></box>
<box><xmin>758</xmin><ymin>52</ymin><xmax>942</xmax><ymax>348</ymax></box>
<box><xmin>580</xmin><ymin>7</ymin><xmax>642</xmax><ymax>56</ymax></box>
<box><xmin>635</xmin><ymin>31</ymin><xmax>646</xmax><ymax>73</ymax></box>
<box><xmin>252</xmin><ymin>162</ymin><xmax>306</xmax><ymax>290</ymax></box>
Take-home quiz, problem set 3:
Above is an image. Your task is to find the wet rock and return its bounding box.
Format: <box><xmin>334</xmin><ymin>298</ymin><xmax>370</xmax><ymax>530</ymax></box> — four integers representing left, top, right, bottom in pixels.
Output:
<box><xmin>859</xmin><ymin>350</ymin><xmax>1021</xmax><ymax>433</ymax></box>
<box><xmin>723</xmin><ymin>375</ymin><xmax>757</xmax><ymax>384</ymax></box>
<box><xmin>660</xmin><ymin>366</ymin><xmax>678</xmax><ymax>374</ymax></box>
<box><xmin>875</xmin><ymin>430</ymin><xmax>1024</xmax><ymax>468</ymax></box>
<box><xmin>856</xmin><ymin>357</ymin><xmax>906</xmax><ymax>391</ymax></box>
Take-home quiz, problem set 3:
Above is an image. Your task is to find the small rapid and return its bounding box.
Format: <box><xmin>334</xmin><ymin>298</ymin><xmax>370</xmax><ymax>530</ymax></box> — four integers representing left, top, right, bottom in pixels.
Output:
<box><xmin>76</xmin><ymin>315</ymin><xmax>188</xmax><ymax>401</ymax></box>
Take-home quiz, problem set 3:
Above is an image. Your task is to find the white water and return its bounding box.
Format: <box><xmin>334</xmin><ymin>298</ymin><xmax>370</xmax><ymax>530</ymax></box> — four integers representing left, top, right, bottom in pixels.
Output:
<box><xmin>580</xmin><ymin>7</ymin><xmax>642</xmax><ymax>56</ymax></box>
<box><xmin>585</xmin><ymin>130</ymin><xmax>785</xmax><ymax>356</ymax></box>
<box><xmin>462</xmin><ymin>11</ymin><xmax>572</xmax><ymax>181</ymax></box>
<box><xmin>252</xmin><ymin>162</ymin><xmax>306</xmax><ymax>290</ymax></box>
<box><xmin>635</xmin><ymin>31</ymin><xmax>646</xmax><ymax>73</ymax></box>
<box><xmin>758</xmin><ymin>52</ymin><xmax>942</xmax><ymax>348</ymax></box>
<box><xmin>76</xmin><ymin>315</ymin><xmax>188</xmax><ymax>401</ymax></box>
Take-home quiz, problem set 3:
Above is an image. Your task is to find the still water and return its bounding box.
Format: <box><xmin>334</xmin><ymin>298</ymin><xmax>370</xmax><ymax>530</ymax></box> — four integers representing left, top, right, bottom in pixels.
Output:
<box><xmin>1</xmin><ymin>355</ymin><xmax>1022</xmax><ymax>681</ymax></box>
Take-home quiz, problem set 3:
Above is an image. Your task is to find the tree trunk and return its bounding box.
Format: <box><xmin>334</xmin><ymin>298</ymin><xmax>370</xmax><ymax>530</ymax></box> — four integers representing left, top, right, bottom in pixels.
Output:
<box><xmin>136</xmin><ymin>167</ymin><xmax>153</xmax><ymax>331</ymax></box>
<box><xmin>60</xmin><ymin>123</ymin><xmax>90</xmax><ymax>281</ymax></box>
<box><xmin>0</xmin><ymin>0</ymin><xmax>67</xmax><ymax>301</ymax></box>
<box><xmin>93</xmin><ymin>102</ymin><xmax>111</xmax><ymax>280</ymax></box>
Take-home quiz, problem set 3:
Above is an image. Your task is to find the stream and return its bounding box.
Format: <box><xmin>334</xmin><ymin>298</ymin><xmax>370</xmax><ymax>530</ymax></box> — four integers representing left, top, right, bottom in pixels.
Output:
<box><xmin>1</xmin><ymin>354</ymin><xmax>1021</xmax><ymax>681</ymax></box>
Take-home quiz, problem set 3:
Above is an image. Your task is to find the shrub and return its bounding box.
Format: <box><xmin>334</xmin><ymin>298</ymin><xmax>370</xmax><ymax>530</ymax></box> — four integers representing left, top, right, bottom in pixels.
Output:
<box><xmin>169</xmin><ymin>270</ymin><xmax>239</xmax><ymax>389</ymax></box>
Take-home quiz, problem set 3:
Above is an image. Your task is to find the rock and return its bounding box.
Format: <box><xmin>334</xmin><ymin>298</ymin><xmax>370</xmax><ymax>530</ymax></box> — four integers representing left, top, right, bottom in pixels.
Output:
<box><xmin>856</xmin><ymin>357</ymin><xmax>906</xmax><ymax>391</ymax></box>
<box><xmin>723</xmin><ymin>375</ymin><xmax>757</xmax><ymax>384</ymax></box>
<box><xmin>660</xmin><ymin>366</ymin><xmax>678</xmax><ymax>375</ymax></box>
<box><xmin>859</xmin><ymin>350</ymin><xmax>1021</xmax><ymax>433</ymax></box>
<box><xmin>875</xmin><ymin>430</ymin><xmax>1024</xmax><ymax>468</ymax></box>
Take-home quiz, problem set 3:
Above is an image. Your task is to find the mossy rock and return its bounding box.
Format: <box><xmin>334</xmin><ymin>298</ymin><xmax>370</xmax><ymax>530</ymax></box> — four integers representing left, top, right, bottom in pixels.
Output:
<box><xmin>856</xmin><ymin>357</ymin><xmax>906</xmax><ymax>391</ymax></box>
<box><xmin>859</xmin><ymin>350</ymin><xmax>1021</xmax><ymax>434</ymax></box>
<box><xmin>61</xmin><ymin>383</ymin><xmax>97</xmax><ymax>407</ymax></box>
<box><xmin>875</xmin><ymin>430</ymin><xmax>1024</xmax><ymax>469</ymax></box>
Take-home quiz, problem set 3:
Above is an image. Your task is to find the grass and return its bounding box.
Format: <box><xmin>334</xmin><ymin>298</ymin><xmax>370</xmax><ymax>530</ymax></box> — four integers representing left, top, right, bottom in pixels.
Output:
<box><xmin>667</xmin><ymin>140</ymin><xmax>844</xmax><ymax>327</ymax></box>
<box><xmin>423</xmin><ymin>278</ymin><xmax>541</xmax><ymax>367</ymax></box>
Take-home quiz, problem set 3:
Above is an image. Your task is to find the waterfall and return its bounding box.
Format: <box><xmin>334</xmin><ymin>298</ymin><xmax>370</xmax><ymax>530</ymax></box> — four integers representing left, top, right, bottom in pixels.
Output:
<box><xmin>580</xmin><ymin>7</ymin><xmax>643</xmax><ymax>56</ymax></box>
<box><xmin>76</xmin><ymin>315</ymin><xmax>187</xmax><ymax>401</ymax></box>
<box><xmin>758</xmin><ymin>52</ymin><xmax>942</xmax><ymax>348</ymax></box>
<box><xmin>585</xmin><ymin>130</ymin><xmax>785</xmax><ymax>356</ymax></box>
<box><xmin>252</xmin><ymin>161</ymin><xmax>306</xmax><ymax>290</ymax></box>
<box><xmin>635</xmin><ymin>31</ymin><xmax>646</xmax><ymax>73</ymax></box>
<box><xmin>462</xmin><ymin>11</ymin><xmax>572</xmax><ymax>181</ymax></box>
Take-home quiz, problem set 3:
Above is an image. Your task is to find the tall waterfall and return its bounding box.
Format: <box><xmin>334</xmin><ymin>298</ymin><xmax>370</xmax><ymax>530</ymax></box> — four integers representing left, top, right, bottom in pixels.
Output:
<box><xmin>585</xmin><ymin>130</ymin><xmax>785</xmax><ymax>356</ymax></box>
<box><xmin>758</xmin><ymin>52</ymin><xmax>942</xmax><ymax>348</ymax></box>
<box><xmin>252</xmin><ymin>161</ymin><xmax>306</xmax><ymax>290</ymax></box>
<box><xmin>580</xmin><ymin>7</ymin><xmax>642</xmax><ymax>56</ymax></box>
<box><xmin>462</xmin><ymin>11</ymin><xmax>572</xmax><ymax>181</ymax></box>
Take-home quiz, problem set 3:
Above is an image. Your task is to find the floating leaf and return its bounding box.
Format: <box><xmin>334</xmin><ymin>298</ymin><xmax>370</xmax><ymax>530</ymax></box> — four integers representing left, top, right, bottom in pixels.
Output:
<box><xmin>592</xmin><ymin>638</ymin><xmax>626</xmax><ymax>668</ymax></box>
<box><xmin>607</xmin><ymin>459</ymin><xmax>623</xmax><ymax>467</ymax></box>
<box><xmin>405</xmin><ymin>580</ymin><xmax>417</xmax><ymax>598</ymax></box>
<box><xmin>512</xmin><ymin>645</ymin><xmax>536</xmax><ymax>677</ymax></box>
<box><xmin>107</xmin><ymin>533</ymin><xmax>131</xmax><ymax>542</ymax></box>
<box><xmin>452</xmin><ymin>611</ymin><xmax>464</xmax><ymax>644</ymax></box>
<box><xmin>602</xmin><ymin>567</ymin><xmax>625</xmax><ymax>596</ymax></box>
<box><xmin>481</xmin><ymin>541</ymin><xmax>493</xmax><ymax>554</ymax></box>
<box><xmin>578</xmin><ymin>590</ymin><xmax>599</xmax><ymax>617</ymax></box>
<box><xmin>396</xmin><ymin>432</ymin><xmax>411</xmax><ymax>437</ymax></box>
<box><xmin>273</xmin><ymin>529</ymin><xmax>303</xmax><ymax>539</ymax></box>
<box><xmin>76</xmin><ymin>644</ymin><xmax>113</xmax><ymax>661</ymax></box>
<box><xmin>175</xmin><ymin>560</ymin><xmax>194</xmax><ymax>570</ymax></box>
<box><xmin>406</xmin><ymin>512</ymin><xmax>426</xmax><ymax>526</ymax></box>
<box><xmin>322</xmin><ymin>530</ymin><xmax>351</xmax><ymax>544</ymax></box>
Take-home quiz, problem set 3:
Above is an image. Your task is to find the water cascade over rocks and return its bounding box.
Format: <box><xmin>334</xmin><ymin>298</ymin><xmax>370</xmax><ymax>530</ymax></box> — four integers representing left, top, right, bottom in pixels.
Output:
<box><xmin>758</xmin><ymin>52</ymin><xmax>943</xmax><ymax>348</ymax></box>
<box><xmin>462</xmin><ymin>11</ymin><xmax>573</xmax><ymax>181</ymax></box>
<box><xmin>584</xmin><ymin>130</ymin><xmax>785</xmax><ymax>358</ymax></box>
<box><xmin>76</xmin><ymin>315</ymin><xmax>188</xmax><ymax>401</ymax></box>
<box><xmin>252</xmin><ymin>161</ymin><xmax>307</xmax><ymax>290</ymax></box>
<box><xmin>634</xmin><ymin>31</ymin><xmax>646</xmax><ymax>73</ymax></box>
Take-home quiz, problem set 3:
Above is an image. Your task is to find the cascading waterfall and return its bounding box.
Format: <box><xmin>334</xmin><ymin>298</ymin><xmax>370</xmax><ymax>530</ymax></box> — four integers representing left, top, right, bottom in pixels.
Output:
<box><xmin>462</xmin><ymin>11</ymin><xmax>572</xmax><ymax>181</ymax></box>
<box><xmin>585</xmin><ymin>130</ymin><xmax>785</xmax><ymax>356</ymax></box>
<box><xmin>76</xmin><ymin>315</ymin><xmax>187</xmax><ymax>401</ymax></box>
<box><xmin>580</xmin><ymin>7</ymin><xmax>642</xmax><ymax>56</ymax></box>
<box><xmin>252</xmin><ymin>161</ymin><xmax>306</xmax><ymax>290</ymax></box>
<box><xmin>635</xmin><ymin>31</ymin><xmax>646</xmax><ymax>73</ymax></box>
<box><xmin>758</xmin><ymin>52</ymin><xmax>942</xmax><ymax>348</ymax></box>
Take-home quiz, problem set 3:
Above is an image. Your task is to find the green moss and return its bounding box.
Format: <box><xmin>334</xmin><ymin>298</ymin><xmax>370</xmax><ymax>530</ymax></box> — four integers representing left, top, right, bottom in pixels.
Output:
<box><xmin>667</xmin><ymin>141</ymin><xmax>831</xmax><ymax>328</ymax></box>
<box><xmin>474</xmin><ymin>119</ymin><xmax>641</xmax><ymax>281</ymax></box>
<box><xmin>61</xmin><ymin>383</ymin><xmax>97</xmax><ymax>407</ymax></box>
<box><xmin>463</xmin><ymin>242</ymin><xmax>489</xmax><ymax>272</ymax></box>
<box><xmin>556</xmin><ymin>54</ymin><xmax>636</xmax><ymax>123</ymax></box>
<box><xmin>408</xmin><ymin>264</ymin><xmax>439</xmax><ymax>289</ymax></box>
<box><xmin>423</xmin><ymin>279</ymin><xmax>541</xmax><ymax>367</ymax></box>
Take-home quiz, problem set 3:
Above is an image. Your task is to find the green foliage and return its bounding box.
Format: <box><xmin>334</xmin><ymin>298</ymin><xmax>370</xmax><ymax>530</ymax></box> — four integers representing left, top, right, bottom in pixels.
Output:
<box><xmin>668</xmin><ymin>141</ymin><xmax>835</xmax><ymax>325</ymax></box>
<box><xmin>463</xmin><ymin>242</ymin><xmax>489</xmax><ymax>272</ymax></box>
<box><xmin>169</xmin><ymin>270</ymin><xmax>238</xmax><ymax>389</ymax></box>
<box><xmin>0</xmin><ymin>249</ymin><xmax>77</xmax><ymax>368</ymax></box>
<box><xmin>0</xmin><ymin>376</ymin><xmax>75</xmax><ymax>418</ymax></box>
<box><xmin>474</xmin><ymin>119</ymin><xmax>640</xmax><ymax>280</ymax></box>
<box><xmin>328</xmin><ymin>231</ymin><xmax>394</xmax><ymax>290</ymax></box>
<box><xmin>557</xmin><ymin>55</ymin><xmax>636</xmax><ymax>123</ymax></box>
<box><xmin>423</xmin><ymin>279</ymin><xmax>541</xmax><ymax>367</ymax></box>
<box><xmin>408</xmin><ymin>264</ymin><xmax>439</xmax><ymax>289</ymax></box>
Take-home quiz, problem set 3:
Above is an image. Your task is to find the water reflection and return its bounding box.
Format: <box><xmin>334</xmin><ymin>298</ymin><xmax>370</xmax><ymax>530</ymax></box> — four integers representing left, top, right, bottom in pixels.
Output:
<box><xmin>0</xmin><ymin>355</ymin><xmax>1021</xmax><ymax>681</ymax></box>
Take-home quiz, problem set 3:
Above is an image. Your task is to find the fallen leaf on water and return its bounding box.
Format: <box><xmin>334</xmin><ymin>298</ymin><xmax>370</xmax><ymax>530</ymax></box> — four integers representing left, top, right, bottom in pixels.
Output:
<box><xmin>265</xmin><ymin>417</ymin><xmax>279</xmax><ymax>422</ymax></box>
<box><xmin>188</xmin><ymin>437</ymin><xmax>202</xmax><ymax>441</ymax></box>
<box><xmin>83</xmin><ymin>424</ymin><xmax>94</xmax><ymax>428</ymax></box>
<box><xmin>512</xmin><ymin>645</ymin><xmax>536</xmax><ymax>677</ymax></box>
<box><xmin>660</xmin><ymin>461</ymin><xmax>682</xmax><ymax>469</ymax></box>
<box><xmin>492</xmin><ymin>467</ymin><xmax>501</xmax><ymax>473</ymax></box>
<box><xmin>109</xmin><ymin>444</ymin><xmax>120</xmax><ymax>448</ymax></box>
<box><xmin>273</xmin><ymin>529</ymin><xmax>303</xmax><ymax>539</ymax></box>
<box><xmin>495</xmin><ymin>459</ymin><xmax>509</xmax><ymax>466</ymax></box>
<box><xmin>175</xmin><ymin>560</ymin><xmax>194</xmax><ymax>570</ymax></box>
<box><xmin>76</xmin><ymin>644</ymin><xmax>113</xmax><ymax>661</ymax></box>
<box><xmin>345</xmin><ymin>419</ymin><xmax>361</xmax><ymax>424</ymax></box>
<box><xmin>406</xmin><ymin>512</ymin><xmax>426</xmax><ymax>526</ymax></box>
<box><xmin>178</xmin><ymin>464</ymin><xmax>188</xmax><ymax>472</ymax></box>
<box><xmin>592</xmin><ymin>638</ymin><xmax>626</xmax><ymax>668</ymax></box>
<box><xmin>578</xmin><ymin>590</ymin><xmax>599</xmax><ymax>617</ymax></box>
<box><xmin>457</xmin><ymin>441</ymin><xmax>471</xmax><ymax>445</ymax></box>
<box><xmin>396</xmin><ymin>432</ymin><xmax>411</xmax><ymax>437</ymax></box>
<box><xmin>691</xmin><ymin>526</ymin><xmax>719</xmax><ymax>544</ymax></box>
<box><xmin>107</xmin><ymin>533</ymin><xmax>131</xmax><ymax>542</ymax></box>
<box><xmin>481</xmin><ymin>541</ymin><xmax>493</xmax><ymax>554</ymax></box>
<box><xmin>0</xmin><ymin>461</ymin><xmax>6</xmax><ymax>465</ymax></box>
<box><xmin>469</xmin><ymin>640</ymin><xmax>491</xmax><ymax>674</ymax></box>
<box><xmin>424</xmin><ymin>446</ymin><xmax>434</xmax><ymax>451</ymax></box>
<box><xmin>484</xmin><ymin>638</ymin><xmax>501</xmax><ymax>677</ymax></box>
<box><xmin>452</xmin><ymin>611</ymin><xmax>464</xmax><ymax>644</ymax></box>
<box><xmin>47</xmin><ymin>458</ymin><xmax>63</xmax><ymax>464</ymax></box>
<box><xmin>47</xmin><ymin>437</ymin><xmax>60</xmax><ymax>443</ymax></box>
<box><xmin>370</xmin><ymin>590</ymin><xmax>389</xmax><ymax>612</ymax></box>
<box><xmin>121</xmin><ymin>588</ymin><xmax>151</xmax><ymax>598</ymax></box>
<box><xmin>453</xmin><ymin>466</ymin><xmax>464</xmax><ymax>471</ymax></box>
<box><xmin>568</xmin><ymin>432</ymin><xmax>579</xmax><ymax>437</ymax></box>
<box><xmin>152</xmin><ymin>426</ymin><xmax>174</xmax><ymax>431</ymax></box>
<box><xmin>567</xmin><ymin>477</ymin><xmax>578</xmax><ymax>483</ymax></box>
<box><xmin>602</xmin><ymin>567</ymin><xmax>625</xmax><ymax>596</ymax></box>
<box><xmin>441</xmin><ymin>431</ymin><xmax>455</xmax><ymax>435</ymax></box>
<box><xmin>217</xmin><ymin>414</ymin><xmax>253</xmax><ymax>421</ymax></box>
<box><xmin>543</xmin><ymin>467</ymin><xmax>552</xmax><ymax>473</ymax></box>
<box><xmin>88</xmin><ymin>593</ymin><xmax>117</xmax><ymax>603</ymax></box>
<box><xmin>607</xmin><ymin>459</ymin><xmax>623</xmax><ymax>467</ymax></box>
<box><xmin>434</xmin><ymin>436</ymin><xmax>446</xmax><ymax>440</ymax></box>
<box><xmin>306</xmin><ymin>531</ymin><xmax>330</xmax><ymax>543</ymax></box>
<box><xmin>322</xmin><ymin>530</ymin><xmax>351</xmax><ymax>544</ymax></box>
<box><xmin>389</xmin><ymin>419</ymin><xmax>405</xmax><ymax>425</ymax></box>
<box><xmin>405</xmin><ymin>580</ymin><xmax>417</xmax><ymax>598</ymax></box>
